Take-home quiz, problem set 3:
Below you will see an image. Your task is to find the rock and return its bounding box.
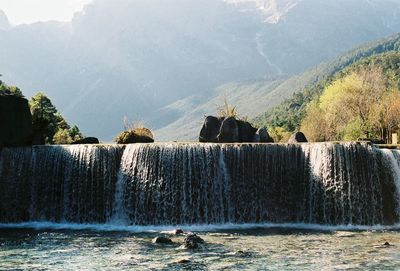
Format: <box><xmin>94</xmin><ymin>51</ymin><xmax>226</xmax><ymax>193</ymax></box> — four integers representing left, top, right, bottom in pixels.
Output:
<box><xmin>254</xmin><ymin>128</ymin><xmax>274</xmax><ymax>143</ymax></box>
<box><xmin>160</xmin><ymin>228</ymin><xmax>184</xmax><ymax>235</ymax></box>
<box><xmin>174</xmin><ymin>229</ymin><xmax>184</xmax><ymax>235</ymax></box>
<box><xmin>235</xmin><ymin>250</ymin><xmax>252</xmax><ymax>257</ymax></box>
<box><xmin>182</xmin><ymin>234</ymin><xmax>204</xmax><ymax>249</ymax></box>
<box><xmin>115</xmin><ymin>128</ymin><xmax>154</xmax><ymax>144</ymax></box>
<box><xmin>383</xmin><ymin>241</ymin><xmax>392</xmax><ymax>246</ymax></box>
<box><xmin>199</xmin><ymin>115</ymin><xmax>270</xmax><ymax>143</ymax></box>
<box><xmin>217</xmin><ymin>116</ymin><xmax>239</xmax><ymax>143</ymax></box>
<box><xmin>152</xmin><ymin>236</ymin><xmax>173</xmax><ymax>244</ymax></box>
<box><xmin>288</xmin><ymin>132</ymin><xmax>308</xmax><ymax>143</ymax></box>
<box><xmin>237</xmin><ymin>120</ymin><xmax>257</xmax><ymax>142</ymax></box>
<box><xmin>174</xmin><ymin>258</ymin><xmax>191</xmax><ymax>264</ymax></box>
<box><xmin>72</xmin><ymin>137</ymin><xmax>99</xmax><ymax>144</ymax></box>
<box><xmin>0</xmin><ymin>96</ymin><xmax>33</xmax><ymax>147</ymax></box>
<box><xmin>199</xmin><ymin>116</ymin><xmax>222</xmax><ymax>143</ymax></box>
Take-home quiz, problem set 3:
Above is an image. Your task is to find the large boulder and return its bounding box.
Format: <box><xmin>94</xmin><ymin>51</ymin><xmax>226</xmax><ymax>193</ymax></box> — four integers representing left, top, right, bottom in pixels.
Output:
<box><xmin>116</xmin><ymin>127</ymin><xmax>154</xmax><ymax>144</ymax></box>
<box><xmin>254</xmin><ymin>128</ymin><xmax>274</xmax><ymax>143</ymax></box>
<box><xmin>288</xmin><ymin>132</ymin><xmax>308</xmax><ymax>143</ymax></box>
<box><xmin>237</xmin><ymin>120</ymin><xmax>257</xmax><ymax>142</ymax></box>
<box><xmin>199</xmin><ymin>116</ymin><xmax>222</xmax><ymax>143</ymax></box>
<box><xmin>152</xmin><ymin>236</ymin><xmax>173</xmax><ymax>244</ymax></box>
<box><xmin>217</xmin><ymin>116</ymin><xmax>239</xmax><ymax>143</ymax></box>
<box><xmin>199</xmin><ymin>115</ymin><xmax>270</xmax><ymax>143</ymax></box>
<box><xmin>72</xmin><ymin>137</ymin><xmax>100</xmax><ymax>144</ymax></box>
<box><xmin>0</xmin><ymin>96</ymin><xmax>33</xmax><ymax>147</ymax></box>
<box><xmin>182</xmin><ymin>234</ymin><xmax>204</xmax><ymax>249</ymax></box>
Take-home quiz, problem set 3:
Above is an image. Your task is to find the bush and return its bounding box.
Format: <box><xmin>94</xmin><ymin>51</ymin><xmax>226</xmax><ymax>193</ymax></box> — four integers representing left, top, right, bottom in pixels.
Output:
<box><xmin>115</xmin><ymin>127</ymin><xmax>154</xmax><ymax>144</ymax></box>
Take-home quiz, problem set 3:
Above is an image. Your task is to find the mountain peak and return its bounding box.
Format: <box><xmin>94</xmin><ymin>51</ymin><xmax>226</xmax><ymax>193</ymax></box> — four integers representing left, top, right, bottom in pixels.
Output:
<box><xmin>0</xmin><ymin>9</ymin><xmax>10</xmax><ymax>30</ymax></box>
<box><xmin>225</xmin><ymin>0</ymin><xmax>302</xmax><ymax>23</ymax></box>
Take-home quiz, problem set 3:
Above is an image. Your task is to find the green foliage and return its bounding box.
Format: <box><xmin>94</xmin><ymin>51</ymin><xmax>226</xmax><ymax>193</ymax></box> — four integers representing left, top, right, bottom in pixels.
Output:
<box><xmin>253</xmin><ymin>34</ymin><xmax>400</xmax><ymax>133</ymax></box>
<box><xmin>30</xmin><ymin>92</ymin><xmax>83</xmax><ymax>144</ymax></box>
<box><xmin>301</xmin><ymin>66</ymin><xmax>399</xmax><ymax>142</ymax></box>
<box><xmin>53</xmin><ymin>129</ymin><xmax>73</xmax><ymax>144</ymax></box>
<box><xmin>268</xmin><ymin>127</ymin><xmax>291</xmax><ymax>143</ymax></box>
<box><xmin>69</xmin><ymin>125</ymin><xmax>83</xmax><ymax>141</ymax></box>
<box><xmin>0</xmin><ymin>80</ymin><xmax>24</xmax><ymax>98</ymax></box>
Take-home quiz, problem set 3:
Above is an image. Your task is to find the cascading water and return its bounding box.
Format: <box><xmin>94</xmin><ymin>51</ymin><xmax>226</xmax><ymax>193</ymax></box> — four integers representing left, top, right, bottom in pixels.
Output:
<box><xmin>0</xmin><ymin>142</ymin><xmax>399</xmax><ymax>226</ymax></box>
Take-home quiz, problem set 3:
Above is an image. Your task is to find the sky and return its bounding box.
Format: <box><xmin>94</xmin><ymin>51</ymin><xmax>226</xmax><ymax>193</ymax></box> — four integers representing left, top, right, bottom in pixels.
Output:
<box><xmin>0</xmin><ymin>0</ymin><xmax>92</xmax><ymax>25</ymax></box>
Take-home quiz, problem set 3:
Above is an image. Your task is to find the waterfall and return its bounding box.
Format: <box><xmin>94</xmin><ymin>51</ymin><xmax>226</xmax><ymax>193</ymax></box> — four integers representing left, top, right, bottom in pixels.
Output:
<box><xmin>380</xmin><ymin>149</ymin><xmax>400</xmax><ymax>218</ymax></box>
<box><xmin>0</xmin><ymin>142</ymin><xmax>399</xmax><ymax>226</ymax></box>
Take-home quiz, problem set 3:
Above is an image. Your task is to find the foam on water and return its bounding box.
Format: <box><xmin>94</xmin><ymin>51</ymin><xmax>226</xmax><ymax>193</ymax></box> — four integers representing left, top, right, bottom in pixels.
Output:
<box><xmin>0</xmin><ymin>221</ymin><xmax>399</xmax><ymax>233</ymax></box>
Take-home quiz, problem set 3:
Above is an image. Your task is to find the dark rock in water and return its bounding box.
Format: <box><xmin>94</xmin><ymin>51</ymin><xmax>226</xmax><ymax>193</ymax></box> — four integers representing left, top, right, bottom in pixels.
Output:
<box><xmin>288</xmin><ymin>132</ymin><xmax>308</xmax><ymax>143</ymax></box>
<box><xmin>218</xmin><ymin>116</ymin><xmax>239</xmax><ymax>143</ymax></box>
<box><xmin>174</xmin><ymin>229</ymin><xmax>184</xmax><ymax>235</ymax></box>
<box><xmin>72</xmin><ymin>137</ymin><xmax>99</xmax><ymax>144</ymax></box>
<box><xmin>235</xmin><ymin>250</ymin><xmax>252</xmax><ymax>257</ymax></box>
<box><xmin>254</xmin><ymin>128</ymin><xmax>274</xmax><ymax>143</ymax></box>
<box><xmin>174</xmin><ymin>258</ymin><xmax>191</xmax><ymax>264</ymax></box>
<box><xmin>182</xmin><ymin>234</ymin><xmax>204</xmax><ymax>249</ymax></box>
<box><xmin>116</xmin><ymin>128</ymin><xmax>154</xmax><ymax>144</ymax></box>
<box><xmin>161</xmin><ymin>228</ymin><xmax>184</xmax><ymax>235</ymax></box>
<box><xmin>0</xmin><ymin>96</ymin><xmax>33</xmax><ymax>147</ymax></box>
<box><xmin>383</xmin><ymin>242</ymin><xmax>392</xmax><ymax>246</ymax></box>
<box><xmin>152</xmin><ymin>236</ymin><xmax>173</xmax><ymax>244</ymax></box>
<box><xmin>237</xmin><ymin>120</ymin><xmax>257</xmax><ymax>142</ymax></box>
<box><xmin>199</xmin><ymin>116</ymin><xmax>222</xmax><ymax>143</ymax></box>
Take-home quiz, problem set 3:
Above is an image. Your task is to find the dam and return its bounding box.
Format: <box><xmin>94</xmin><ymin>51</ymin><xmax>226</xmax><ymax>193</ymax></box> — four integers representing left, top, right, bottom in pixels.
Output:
<box><xmin>0</xmin><ymin>142</ymin><xmax>399</xmax><ymax>226</ymax></box>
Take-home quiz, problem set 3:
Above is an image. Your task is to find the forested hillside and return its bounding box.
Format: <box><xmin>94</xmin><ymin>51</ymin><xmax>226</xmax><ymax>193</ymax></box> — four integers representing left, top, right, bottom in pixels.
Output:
<box><xmin>253</xmin><ymin>34</ymin><xmax>400</xmax><ymax>141</ymax></box>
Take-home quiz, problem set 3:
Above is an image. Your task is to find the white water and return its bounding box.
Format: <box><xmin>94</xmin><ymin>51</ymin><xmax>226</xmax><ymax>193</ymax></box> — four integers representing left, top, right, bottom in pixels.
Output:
<box><xmin>1</xmin><ymin>142</ymin><xmax>400</xmax><ymax>226</ymax></box>
<box><xmin>0</xmin><ymin>221</ymin><xmax>399</xmax><ymax>233</ymax></box>
<box><xmin>380</xmin><ymin>149</ymin><xmax>400</xmax><ymax>218</ymax></box>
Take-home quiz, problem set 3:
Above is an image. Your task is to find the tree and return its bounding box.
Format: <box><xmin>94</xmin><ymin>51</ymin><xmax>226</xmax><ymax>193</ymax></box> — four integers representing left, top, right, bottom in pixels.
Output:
<box><xmin>301</xmin><ymin>67</ymin><xmax>389</xmax><ymax>141</ymax></box>
<box><xmin>300</xmin><ymin>101</ymin><xmax>328</xmax><ymax>142</ymax></box>
<box><xmin>0</xmin><ymin>82</ymin><xmax>24</xmax><ymax>98</ymax></box>
<box><xmin>370</xmin><ymin>90</ymin><xmax>400</xmax><ymax>143</ymax></box>
<box><xmin>30</xmin><ymin>92</ymin><xmax>59</xmax><ymax>144</ymax></box>
<box><xmin>53</xmin><ymin>129</ymin><xmax>73</xmax><ymax>144</ymax></box>
<box><xmin>69</xmin><ymin>125</ymin><xmax>83</xmax><ymax>141</ymax></box>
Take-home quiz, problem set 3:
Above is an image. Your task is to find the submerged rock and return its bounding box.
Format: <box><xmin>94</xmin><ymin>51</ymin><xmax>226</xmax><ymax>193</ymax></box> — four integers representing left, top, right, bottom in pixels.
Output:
<box><xmin>174</xmin><ymin>258</ymin><xmax>192</xmax><ymax>264</ymax></box>
<box><xmin>182</xmin><ymin>234</ymin><xmax>204</xmax><ymax>249</ymax></box>
<box><xmin>161</xmin><ymin>228</ymin><xmax>184</xmax><ymax>235</ymax></box>
<box><xmin>152</xmin><ymin>236</ymin><xmax>173</xmax><ymax>244</ymax></box>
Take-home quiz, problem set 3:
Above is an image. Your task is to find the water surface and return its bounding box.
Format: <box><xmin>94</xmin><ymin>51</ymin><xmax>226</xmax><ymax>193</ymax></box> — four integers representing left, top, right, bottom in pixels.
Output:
<box><xmin>1</xmin><ymin>224</ymin><xmax>399</xmax><ymax>270</ymax></box>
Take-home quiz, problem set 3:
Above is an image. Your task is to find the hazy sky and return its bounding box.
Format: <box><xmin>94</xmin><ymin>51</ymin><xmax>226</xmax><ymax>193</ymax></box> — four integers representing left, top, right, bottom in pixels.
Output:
<box><xmin>0</xmin><ymin>0</ymin><xmax>92</xmax><ymax>25</ymax></box>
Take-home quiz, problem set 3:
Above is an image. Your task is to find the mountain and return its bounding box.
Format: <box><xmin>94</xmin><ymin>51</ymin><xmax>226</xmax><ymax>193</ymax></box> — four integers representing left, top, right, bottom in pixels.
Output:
<box><xmin>225</xmin><ymin>0</ymin><xmax>302</xmax><ymax>23</ymax></box>
<box><xmin>0</xmin><ymin>10</ymin><xmax>10</xmax><ymax>30</ymax></box>
<box><xmin>157</xmin><ymin>33</ymin><xmax>400</xmax><ymax>140</ymax></box>
<box><xmin>1</xmin><ymin>0</ymin><xmax>400</xmax><ymax>141</ymax></box>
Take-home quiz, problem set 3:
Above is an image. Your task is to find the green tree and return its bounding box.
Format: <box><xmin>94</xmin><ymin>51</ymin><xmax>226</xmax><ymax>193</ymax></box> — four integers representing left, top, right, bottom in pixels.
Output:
<box><xmin>53</xmin><ymin>129</ymin><xmax>73</xmax><ymax>144</ymax></box>
<box><xmin>30</xmin><ymin>92</ymin><xmax>59</xmax><ymax>144</ymax></box>
<box><xmin>69</xmin><ymin>125</ymin><xmax>83</xmax><ymax>141</ymax></box>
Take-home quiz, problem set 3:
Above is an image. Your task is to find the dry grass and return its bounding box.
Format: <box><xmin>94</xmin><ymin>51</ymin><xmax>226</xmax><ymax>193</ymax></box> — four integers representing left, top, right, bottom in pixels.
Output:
<box><xmin>217</xmin><ymin>98</ymin><xmax>237</xmax><ymax>118</ymax></box>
